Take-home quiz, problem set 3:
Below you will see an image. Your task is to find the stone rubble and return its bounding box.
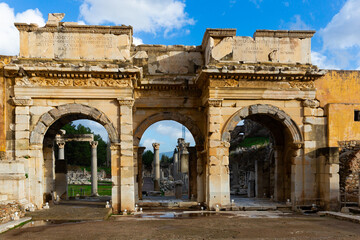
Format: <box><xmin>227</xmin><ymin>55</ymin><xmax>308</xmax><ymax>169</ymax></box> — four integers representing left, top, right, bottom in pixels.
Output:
<box><xmin>67</xmin><ymin>169</ymin><xmax>111</xmax><ymax>185</ymax></box>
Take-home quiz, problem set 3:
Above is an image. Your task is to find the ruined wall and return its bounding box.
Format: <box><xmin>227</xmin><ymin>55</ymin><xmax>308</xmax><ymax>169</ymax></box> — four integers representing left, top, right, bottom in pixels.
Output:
<box><xmin>315</xmin><ymin>71</ymin><xmax>360</xmax><ymax>147</ymax></box>
<box><xmin>203</xmin><ymin>29</ymin><xmax>314</xmax><ymax>65</ymax></box>
<box><xmin>339</xmin><ymin>149</ymin><xmax>360</xmax><ymax>202</ymax></box>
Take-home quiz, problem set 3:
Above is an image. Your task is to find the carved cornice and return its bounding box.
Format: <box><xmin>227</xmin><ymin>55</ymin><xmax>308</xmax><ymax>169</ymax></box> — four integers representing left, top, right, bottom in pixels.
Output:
<box><xmin>206</xmin><ymin>98</ymin><xmax>223</xmax><ymax>107</ymax></box>
<box><xmin>15</xmin><ymin>77</ymin><xmax>133</xmax><ymax>87</ymax></box>
<box><xmin>15</xmin><ymin>23</ymin><xmax>132</xmax><ymax>35</ymax></box>
<box><xmin>196</xmin><ymin>65</ymin><xmax>326</xmax><ymax>88</ymax></box>
<box><xmin>11</xmin><ymin>96</ymin><xmax>33</xmax><ymax>106</ymax></box>
<box><xmin>117</xmin><ymin>97</ymin><xmax>135</xmax><ymax>106</ymax></box>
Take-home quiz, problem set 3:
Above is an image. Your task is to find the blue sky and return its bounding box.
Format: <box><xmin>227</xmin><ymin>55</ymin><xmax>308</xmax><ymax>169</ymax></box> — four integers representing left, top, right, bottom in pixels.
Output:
<box><xmin>1</xmin><ymin>0</ymin><xmax>360</xmax><ymax>152</ymax></box>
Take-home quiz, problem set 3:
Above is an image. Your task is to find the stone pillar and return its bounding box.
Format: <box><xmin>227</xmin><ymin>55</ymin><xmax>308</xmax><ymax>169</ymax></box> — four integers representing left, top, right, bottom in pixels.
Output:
<box><xmin>358</xmin><ymin>173</ymin><xmax>360</xmax><ymax>207</ymax></box>
<box><xmin>153</xmin><ymin>143</ymin><xmax>160</xmax><ymax>191</ymax></box>
<box><xmin>110</xmin><ymin>144</ymin><xmax>121</xmax><ymax>213</ymax></box>
<box><xmin>173</xmin><ymin>148</ymin><xmax>179</xmax><ymax>180</ymax></box>
<box><xmin>90</xmin><ymin>141</ymin><xmax>98</xmax><ymax>196</ymax></box>
<box><xmin>197</xmin><ymin>146</ymin><xmax>206</xmax><ymax>203</ymax></box>
<box><xmin>248</xmin><ymin>171</ymin><xmax>255</xmax><ymax>198</ymax></box>
<box><xmin>255</xmin><ymin>159</ymin><xmax>264</xmax><ymax>198</ymax></box>
<box><xmin>137</xmin><ymin>147</ymin><xmax>145</xmax><ymax>200</ymax></box>
<box><xmin>0</xmin><ymin>74</ymin><xmax>6</xmax><ymax>160</ymax></box>
<box><xmin>13</xmin><ymin>97</ymin><xmax>34</xmax><ymax>204</ymax></box>
<box><xmin>55</xmin><ymin>141</ymin><xmax>67</xmax><ymax>200</ymax></box>
<box><xmin>206</xmin><ymin>99</ymin><xmax>230</xmax><ymax>209</ymax></box>
<box><xmin>117</xmin><ymin>98</ymin><xmax>135</xmax><ymax>212</ymax></box>
<box><xmin>273</xmin><ymin>147</ymin><xmax>283</xmax><ymax>201</ymax></box>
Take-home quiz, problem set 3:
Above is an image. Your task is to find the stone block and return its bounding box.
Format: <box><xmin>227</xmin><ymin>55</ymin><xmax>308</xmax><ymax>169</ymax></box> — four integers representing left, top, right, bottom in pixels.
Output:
<box><xmin>16</xmin><ymin>123</ymin><xmax>30</xmax><ymax>131</ymax></box>
<box><xmin>15</xmin><ymin>115</ymin><xmax>30</xmax><ymax>124</ymax></box>
<box><xmin>209</xmin><ymin>140</ymin><xmax>220</xmax><ymax>148</ymax></box>
<box><xmin>30</xmin><ymin>132</ymin><xmax>42</xmax><ymax>145</ymax></box>
<box><xmin>48</xmin><ymin>107</ymin><xmax>62</xmax><ymax>119</ymax></box>
<box><xmin>15</xmin><ymin>131</ymin><xmax>29</xmax><ymax>140</ymax></box>
<box><xmin>15</xmin><ymin>139</ymin><xmax>29</xmax><ymax>150</ymax></box>
<box><xmin>30</xmin><ymin>106</ymin><xmax>53</xmax><ymax>116</ymax></box>
<box><xmin>33</xmin><ymin>122</ymin><xmax>46</xmax><ymax>135</ymax></box>
<box><xmin>303</xmin><ymin>117</ymin><xmax>326</xmax><ymax>125</ymax></box>
<box><xmin>15</xmin><ymin>106</ymin><xmax>29</xmax><ymax>115</ymax></box>
<box><xmin>39</xmin><ymin>113</ymin><xmax>54</xmax><ymax>126</ymax></box>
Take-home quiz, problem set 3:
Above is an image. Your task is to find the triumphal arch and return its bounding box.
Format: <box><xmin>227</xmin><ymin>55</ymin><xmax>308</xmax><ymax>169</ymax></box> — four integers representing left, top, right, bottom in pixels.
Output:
<box><xmin>1</xmin><ymin>13</ymin><xmax>360</xmax><ymax>213</ymax></box>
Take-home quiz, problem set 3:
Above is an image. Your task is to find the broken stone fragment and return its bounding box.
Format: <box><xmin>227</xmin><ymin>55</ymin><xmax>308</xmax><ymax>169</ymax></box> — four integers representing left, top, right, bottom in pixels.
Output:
<box><xmin>47</xmin><ymin>13</ymin><xmax>65</xmax><ymax>25</ymax></box>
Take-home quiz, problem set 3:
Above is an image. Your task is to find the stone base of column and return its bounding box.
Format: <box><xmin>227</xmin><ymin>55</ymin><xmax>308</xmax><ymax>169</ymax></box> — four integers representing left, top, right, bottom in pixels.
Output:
<box><xmin>175</xmin><ymin>181</ymin><xmax>183</xmax><ymax>199</ymax></box>
<box><xmin>154</xmin><ymin>180</ymin><xmax>160</xmax><ymax>191</ymax></box>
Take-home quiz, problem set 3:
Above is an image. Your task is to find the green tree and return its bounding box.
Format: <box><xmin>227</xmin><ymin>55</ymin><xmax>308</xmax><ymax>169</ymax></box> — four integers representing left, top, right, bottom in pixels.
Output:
<box><xmin>142</xmin><ymin>150</ymin><xmax>154</xmax><ymax>171</ymax></box>
<box><xmin>61</xmin><ymin>122</ymin><xmax>108</xmax><ymax>167</ymax></box>
<box><xmin>160</xmin><ymin>155</ymin><xmax>173</xmax><ymax>168</ymax></box>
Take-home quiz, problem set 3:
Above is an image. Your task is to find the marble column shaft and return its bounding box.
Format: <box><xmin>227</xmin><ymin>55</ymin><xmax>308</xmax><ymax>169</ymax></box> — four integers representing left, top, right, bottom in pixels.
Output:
<box><xmin>153</xmin><ymin>143</ymin><xmax>160</xmax><ymax>191</ymax></box>
<box><xmin>90</xmin><ymin>141</ymin><xmax>98</xmax><ymax>196</ymax></box>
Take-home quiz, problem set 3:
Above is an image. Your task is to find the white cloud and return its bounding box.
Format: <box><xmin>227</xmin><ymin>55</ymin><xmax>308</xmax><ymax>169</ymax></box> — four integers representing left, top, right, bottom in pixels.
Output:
<box><xmin>0</xmin><ymin>3</ymin><xmax>45</xmax><ymax>56</ymax></box>
<box><xmin>320</xmin><ymin>0</ymin><xmax>360</xmax><ymax>50</ymax></box>
<box><xmin>316</xmin><ymin>0</ymin><xmax>360</xmax><ymax>69</ymax></box>
<box><xmin>79</xmin><ymin>0</ymin><xmax>194</xmax><ymax>37</ymax></box>
<box><xmin>288</xmin><ymin>15</ymin><xmax>311</xmax><ymax>30</ymax></box>
<box><xmin>311</xmin><ymin>51</ymin><xmax>338</xmax><ymax>70</ymax></box>
<box><xmin>133</xmin><ymin>37</ymin><xmax>144</xmax><ymax>46</ymax></box>
<box><xmin>155</xmin><ymin>122</ymin><xmax>192</xmax><ymax>141</ymax></box>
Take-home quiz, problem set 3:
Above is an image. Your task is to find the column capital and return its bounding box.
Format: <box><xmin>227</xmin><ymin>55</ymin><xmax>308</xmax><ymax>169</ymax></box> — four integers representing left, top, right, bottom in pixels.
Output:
<box><xmin>90</xmin><ymin>141</ymin><xmax>98</xmax><ymax>148</ymax></box>
<box><xmin>205</xmin><ymin>98</ymin><xmax>223</xmax><ymax>107</ymax></box>
<box><xmin>11</xmin><ymin>96</ymin><xmax>33</xmax><ymax>106</ymax></box>
<box><xmin>56</xmin><ymin>141</ymin><xmax>65</xmax><ymax>149</ymax></box>
<box><xmin>152</xmin><ymin>142</ymin><xmax>160</xmax><ymax>150</ymax></box>
<box><xmin>117</xmin><ymin>97</ymin><xmax>134</xmax><ymax>106</ymax></box>
<box><xmin>138</xmin><ymin>146</ymin><xmax>146</xmax><ymax>155</ymax></box>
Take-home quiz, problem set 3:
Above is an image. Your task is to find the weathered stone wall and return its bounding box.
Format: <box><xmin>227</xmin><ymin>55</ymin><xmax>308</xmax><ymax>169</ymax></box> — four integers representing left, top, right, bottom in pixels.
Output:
<box><xmin>339</xmin><ymin>149</ymin><xmax>360</xmax><ymax>202</ymax></box>
<box><xmin>203</xmin><ymin>29</ymin><xmax>314</xmax><ymax>65</ymax></box>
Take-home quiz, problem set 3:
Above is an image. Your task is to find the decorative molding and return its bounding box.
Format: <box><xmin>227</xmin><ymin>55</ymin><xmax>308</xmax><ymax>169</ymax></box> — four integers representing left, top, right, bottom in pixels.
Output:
<box><xmin>302</xmin><ymin>99</ymin><xmax>320</xmax><ymax>108</ymax></box>
<box><xmin>289</xmin><ymin>81</ymin><xmax>315</xmax><ymax>89</ymax></box>
<box><xmin>207</xmin><ymin>98</ymin><xmax>223</xmax><ymax>107</ymax></box>
<box><xmin>11</xmin><ymin>96</ymin><xmax>33</xmax><ymax>106</ymax></box>
<box><xmin>117</xmin><ymin>97</ymin><xmax>135</xmax><ymax>106</ymax></box>
<box><xmin>15</xmin><ymin>77</ymin><xmax>133</xmax><ymax>87</ymax></box>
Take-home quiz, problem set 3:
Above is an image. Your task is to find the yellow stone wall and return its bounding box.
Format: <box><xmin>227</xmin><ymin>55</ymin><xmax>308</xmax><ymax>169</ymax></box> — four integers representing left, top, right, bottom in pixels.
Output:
<box><xmin>315</xmin><ymin>71</ymin><xmax>360</xmax><ymax>147</ymax></box>
<box><xmin>0</xmin><ymin>56</ymin><xmax>12</xmax><ymax>155</ymax></box>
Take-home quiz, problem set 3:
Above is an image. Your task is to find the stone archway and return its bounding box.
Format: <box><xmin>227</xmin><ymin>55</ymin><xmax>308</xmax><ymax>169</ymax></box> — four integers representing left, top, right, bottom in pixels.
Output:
<box><xmin>133</xmin><ymin>111</ymin><xmax>205</xmax><ymax>203</ymax></box>
<box><xmin>28</xmin><ymin>103</ymin><xmax>119</xmax><ymax>209</ymax></box>
<box><xmin>222</xmin><ymin>104</ymin><xmax>303</xmax><ymax>145</ymax></box>
<box><xmin>30</xmin><ymin>103</ymin><xmax>119</xmax><ymax>146</ymax></box>
<box><xmin>221</xmin><ymin>104</ymin><xmax>303</xmax><ymax>204</ymax></box>
<box><xmin>133</xmin><ymin>112</ymin><xmax>204</xmax><ymax>147</ymax></box>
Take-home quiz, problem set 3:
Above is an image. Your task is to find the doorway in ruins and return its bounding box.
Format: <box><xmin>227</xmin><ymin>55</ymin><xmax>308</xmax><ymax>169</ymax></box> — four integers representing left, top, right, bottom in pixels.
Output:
<box><xmin>42</xmin><ymin>118</ymin><xmax>112</xmax><ymax>204</ymax></box>
<box><xmin>229</xmin><ymin>119</ymin><xmax>277</xmax><ymax>205</ymax></box>
<box><xmin>225</xmin><ymin>106</ymin><xmax>301</xmax><ymax>207</ymax></box>
<box><xmin>137</xmin><ymin>120</ymin><xmax>198</xmax><ymax>203</ymax></box>
<box><xmin>339</xmin><ymin>144</ymin><xmax>360</xmax><ymax>207</ymax></box>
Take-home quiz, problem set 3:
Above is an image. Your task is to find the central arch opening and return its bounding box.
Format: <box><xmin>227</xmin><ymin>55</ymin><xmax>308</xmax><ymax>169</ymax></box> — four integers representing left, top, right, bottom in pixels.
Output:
<box><xmin>138</xmin><ymin>120</ymin><xmax>197</xmax><ymax>202</ymax></box>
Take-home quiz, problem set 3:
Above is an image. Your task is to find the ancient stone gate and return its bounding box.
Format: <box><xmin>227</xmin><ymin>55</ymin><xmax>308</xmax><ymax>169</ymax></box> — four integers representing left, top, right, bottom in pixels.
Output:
<box><xmin>1</xmin><ymin>13</ymin><xmax>360</xmax><ymax>213</ymax></box>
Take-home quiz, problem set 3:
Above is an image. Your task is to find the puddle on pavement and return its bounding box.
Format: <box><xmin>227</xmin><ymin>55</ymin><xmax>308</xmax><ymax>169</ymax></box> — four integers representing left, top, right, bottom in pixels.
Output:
<box><xmin>21</xmin><ymin>220</ymin><xmax>84</xmax><ymax>228</ymax></box>
<box><xmin>135</xmin><ymin>212</ymin><xmax>230</xmax><ymax>219</ymax></box>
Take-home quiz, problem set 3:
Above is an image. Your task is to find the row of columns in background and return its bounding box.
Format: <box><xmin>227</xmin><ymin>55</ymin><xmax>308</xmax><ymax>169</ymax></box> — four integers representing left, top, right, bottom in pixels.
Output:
<box><xmin>56</xmin><ymin>140</ymin><xmax>98</xmax><ymax>197</ymax></box>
